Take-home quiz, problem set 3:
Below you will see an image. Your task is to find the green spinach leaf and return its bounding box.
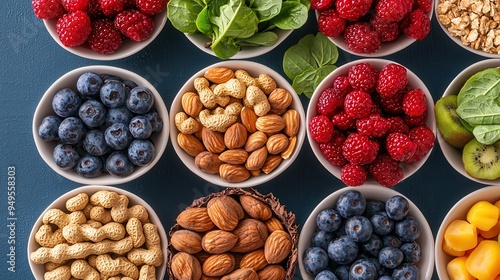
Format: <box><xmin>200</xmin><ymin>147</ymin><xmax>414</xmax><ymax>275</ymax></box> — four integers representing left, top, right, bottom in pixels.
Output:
<box><xmin>270</xmin><ymin>1</ymin><xmax>308</xmax><ymax>30</ymax></box>
<box><xmin>167</xmin><ymin>0</ymin><xmax>204</xmax><ymax>34</ymax></box>
<box><xmin>212</xmin><ymin>37</ymin><xmax>241</xmax><ymax>59</ymax></box>
<box><xmin>457</xmin><ymin>96</ymin><xmax>500</xmax><ymax>125</ymax></box>
<box><xmin>238</xmin><ymin>31</ymin><xmax>278</xmax><ymax>46</ymax></box>
<box><xmin>473</xmin><ymin>124</ymin><xmax>500</xmax><ymax>145</ymax></box>
<box><xmin>292</xmin><ymin>65</ymin><xmax>336</xmax><ymax>98</ymax></box>
<box><xmin>248</xmin><ymin>0</ymin><xmax>282</xmax><ymax>22</ymax></box>
<box><xmin>196</xmin><ymin>7</ymin><xmax>213</xmax><ymax>35</ymax></box>
<box><xmin>457</xmin><ymin>68</ymin><xmax>500</xmax><ymax>105</ymax></box>
<box><xmin>283</xmin><ymin>34</ymin><xmax>318</xmax><ymax>80</ymax></box>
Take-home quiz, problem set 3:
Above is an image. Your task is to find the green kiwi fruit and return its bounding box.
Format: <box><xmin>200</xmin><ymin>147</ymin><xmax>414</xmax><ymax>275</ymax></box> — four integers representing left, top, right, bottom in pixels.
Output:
<box><xmin>435</xmin><ymin>95</ymin><xmax>474</xmax><ymax>148</ymax></box>
<box><xmin>463</xmin><ymin>138</ymin><xmax>500</xmax><ymax>180</ymax></box>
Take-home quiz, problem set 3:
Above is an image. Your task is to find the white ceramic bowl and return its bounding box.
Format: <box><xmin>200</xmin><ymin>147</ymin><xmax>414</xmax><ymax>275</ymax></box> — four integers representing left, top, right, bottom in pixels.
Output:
<box><xmin>438</xmin><ymin>59</ymin><xmax>500</xmax><ymax>184</ymax></box>
<box><xmin>43</xmin><ymin>10</ymin><xmax>167</xmax><ymax>60</ymax></box>
<box><xmin>28</xmin><ymin>185</ymin><xmax>168</xmax><ymax>280</ymax></box>
<box><xmin>185</xmin><ymin>29</ymin><xmax>292</xmax><ymax>59</ymax></box>
<box><xmin>298</xmin><ymin>185</ymin><xmax>435</xmax><ymax>279</ymax></box>
<box><xmin>307</xmin><ymin>58</ymin><xmax>436</xmax><ymax>186</ymax></box>
<box><xmin>170</xmin><ymin>60</ymin><xmax>306</xmax><ymax>188</ymax></box>
<box><xmin>435</xmin><ymin>185</ymin><xmax>500</xmax><ymax>279</ymax></box>
<box><xmin>32</xmin><ymin>65</ymin><xmax>169</xmax><ymax>185</ymax></box>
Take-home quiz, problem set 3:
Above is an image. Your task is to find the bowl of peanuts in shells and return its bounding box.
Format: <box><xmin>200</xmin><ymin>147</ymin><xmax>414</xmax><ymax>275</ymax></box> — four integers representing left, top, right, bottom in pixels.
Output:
<box><xmin>28</xmin><ymin>185</ymin><xmax>168</xmax><ymax>280</ymax></box>
<box><xmin>169</xmin><ymin>60</ymin><xmax>306</xmax><ymax>188</ymax></box>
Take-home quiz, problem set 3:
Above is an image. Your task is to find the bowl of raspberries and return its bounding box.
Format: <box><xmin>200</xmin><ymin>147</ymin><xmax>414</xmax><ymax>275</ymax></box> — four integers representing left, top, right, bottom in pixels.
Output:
<box><xmin>307</xmin><ymin>59</ymin><xmax>436</xmax><ymax>187</ymax></box>
<box><xmin>32</xmin><ymin>65</ymin><xmax>169</xmax><ymax>185</ymax></box>
<box><xmin>31</xmin><ymin>0</ymin><xmax>168</xmax><ymax>60</ymax></box>
<box><xmin>312</xmin><ymin>0</ymin><xmax>433</xmax><ymax>56</ymax></box>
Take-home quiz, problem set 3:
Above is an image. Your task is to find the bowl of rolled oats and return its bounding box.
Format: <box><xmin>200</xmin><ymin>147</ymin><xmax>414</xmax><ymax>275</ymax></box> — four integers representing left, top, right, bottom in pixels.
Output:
<box><xmin>436</xmin><ymin>0</ymin><xmax>500</xmax><ymax>57</ymax></box>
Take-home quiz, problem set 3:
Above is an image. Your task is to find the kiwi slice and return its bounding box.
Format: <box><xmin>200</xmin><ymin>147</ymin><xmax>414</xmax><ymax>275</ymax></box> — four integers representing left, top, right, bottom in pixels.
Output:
<box><xmin>435</xmin><ymin>95</ymin><xmax>474</xmax><ymax>148</ymax></box>
<box><xmin>463</xmin><ymin>138</ymin><xmax>500</xmax><ymax>180</ymax></box>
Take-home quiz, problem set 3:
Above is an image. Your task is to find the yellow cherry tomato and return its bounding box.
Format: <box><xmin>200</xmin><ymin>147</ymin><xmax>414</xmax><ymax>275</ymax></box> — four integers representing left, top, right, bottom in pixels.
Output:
<box><xmin>443</xmin><ymin>239</ymin><xmax>466</xmax><ymax>257</ymax></box>
<box><xmin>444</xmin><ymin>220</ymin><xmax>478</xmax><ymax>252</ymax></box>
<box><xmin>480</xmin><ymin>219</ymin><xmax>500</xmax><ymax>239</ymax></box>
<box><xmin>466</xmin><ymin>240</ymin><xmax>500</xmax><ymax>280</ymax></box>
<box><xmin>467</xmin><ymin>201</ymin><xmax>499</xmax><ymax>231</ymax></box>
<box><xmin>447</xmin><ymin>256</ymin><xmax>475</xmax><ymax>280</ymax></box>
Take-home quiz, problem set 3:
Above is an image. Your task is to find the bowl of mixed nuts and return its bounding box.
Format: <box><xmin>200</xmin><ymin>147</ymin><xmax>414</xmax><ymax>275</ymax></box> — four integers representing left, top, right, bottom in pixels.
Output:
<box><xmin>169</xmin><ymin>60</ymin><xmax>306</xmax><ymax>188</ymax></box>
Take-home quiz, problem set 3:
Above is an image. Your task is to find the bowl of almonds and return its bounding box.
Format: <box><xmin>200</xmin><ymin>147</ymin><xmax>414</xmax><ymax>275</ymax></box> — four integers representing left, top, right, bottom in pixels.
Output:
<box><xmin>166</xmin><ymin>187</ymin><xmax>298</xmax><ymax>279</ymax></box>
<box><xmin>169</xmin><ymin>60</ymin><xmax>306</xmax><ymax>188</ymax></box>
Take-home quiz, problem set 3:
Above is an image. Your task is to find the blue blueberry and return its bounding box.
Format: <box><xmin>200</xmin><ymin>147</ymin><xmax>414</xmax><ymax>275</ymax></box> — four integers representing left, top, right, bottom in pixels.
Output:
<box><xmin>344</xmin><ymin>215</ymin><xmax>373</xmax><ymax>243</ymax></box>
<box><xmin>378</xmin><ymin>276</ymin><xmax>391</xmax><ymax>280</ymax></box>
<box><xmin>83</xmin><ymin>129</ymin><xmax>110</xmax><ymax>156</ymax></box>
<box><xmin>100</xmin><ymin>80</ymin><xmax>126</xmax><ymax>108</ymax></box>
<box><xmin>123</xmin><ymin>80</ymin><xmax>137</xmax><ymax>93</ymax></box>
<box><xmin>76</xmin><ymin>154</ymin><xmax>103</xmax><ymax>178</ymax></box>
<box><xmin>378</xmin><ymin>246</ymin><xmax>404</xmax><ymax>269</ymax></box>
<box><xmin>364</xmin><ymin>200</ymin><xmax>385</xmax><ymax>218</ymax></box>
<box><xmin>104</xmin><ymin>106</ymin><xmax>134</xmax><ymax>128</ymax></box>
<box><xmin>382</xmin><ymin>234</ymin><xmax>402</xmax><ymax>248</ymax></box>
<box><xmin>52</xmin><ymin>88</ymin><xmax>82</xmax><ymax>117</ymax></box>
<box><xmin>334</xmin><ymin>265</ymin><xmax>350</xmax><ymax>280</ymax></box>
<box><xmin>368</xmin><ymin>257</ymin><xmax>385</xmax><ymax>277</ymax></box>
<box><xmin>385</xmin><ymin>195</ymin><xmax>409</xmax><ymax>221</ymax></box>
<box><xmin>392</xmin><ymin>263</ymin><xmax>419</xmax><ymax>280</ymax></box>
<box><xmin>349</xmin><ymin>259</ymin><xmax>377</xmax><ymax>280</ymax></box>
<box><xmin>362</xmin><ymin>234</ymin><xmax>383</xmax><ymax>257</ymax></box>
<box><xmin>77</xmin><ymin>72</ymin><xmax>103</xmax><ymax>99</ymax></box>
<box><xmin>395</xmin><ymin>215</ymin><xmax>420</xmax><ymax>242</ymax></box>
<box><xmin>79</xmin><ymin>99</ymin><xmax>107</xmax><ymax>127</ymax></box>
<box><xmin>58</xmin><ymin>117</ymin><xmax>87</xmax><ymax>145</ymax></box>
<box><xmin>143</xmin><ymin>109</ymin><xmax>163</xmax><ymax>133</ymax></box>
<box><xmin>126</xmin><ymin>86</ymin><xmax>154</xmax><ymax>114</ymax></box>
<box><xmin>38</xmin><ymin>116</ymin><xmax>62</xmax><ymax>141</ymax></box>
<box><xmin>328</xmin><ymin>236</ymin><xmax>358</xmax><ymax>265</ymax></box>
<box><xmin>101</xmin><ymin>74</ymin><xmax>122</xmax><ymax>83</ymax></box>
<box><xmin>312</xmin><ymin>230</ymin><xmax>336</xmax><ymax>251</ymax></box>
<box><xmin>316</xmin><ymin>208</ymin><xmax>343</xmax><ymax>233</ymax></box>
<box><xmin>400</xmin><ymin>242</ymin><xmax>421</xmax><ymax>264</ymax></box>
<box><xmin>335</xmin><ymin>190</ymin><xmax>366</xmax><ymax>219</ymax></box>
<box><xmin>129</xmin><ymin>116</ymin><xmax>153</xmax><ymax>139</ymax></box>
<box><xmin>315</xmin><ymin>270</ymin><xmax>338</xmax><ymax>280</ymax></box>
<box><xmin>128</xmin><ymin>139</ymin><xmax>155</xmax><ymax>166</ymax></box>
<box><xmin>371</xmin><ymin>211</ymin><xmax>394</xmax><ymax>236</ymax></box>
<box><xmin>303</xmin><ymin>247</ymin><xmax>329</xmax><ymax>276</ymax></box>
<box><xmin>53</xmin><ymin>144</ymin><xmax>80</xmax><ymax>170</ymax></box>
<box><xmin>106</xmin><ymin>151</ymin><xmax>135</xmax><ymax>177</ymax></box>
<box><xmin>105</xmin><ymin>123</ymin><xmax>132</xmax><ymax>150</ymax></box>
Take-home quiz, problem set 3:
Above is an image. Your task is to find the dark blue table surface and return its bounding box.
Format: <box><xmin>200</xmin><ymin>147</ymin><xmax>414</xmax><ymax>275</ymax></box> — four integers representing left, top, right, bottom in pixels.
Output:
<box><xmin>0</xmin><ymin>1</ymin><xmax>490</xmax><ymax>279</ymax></box>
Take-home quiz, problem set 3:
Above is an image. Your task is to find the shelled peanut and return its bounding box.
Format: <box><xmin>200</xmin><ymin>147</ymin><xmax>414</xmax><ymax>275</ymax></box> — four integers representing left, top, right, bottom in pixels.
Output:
<box><xmin>169</xmin><ymin>194</ymin><xmax>293</xmax><ymax>280</ymax></box>
<box><xmin>175</xmin><ymin>67</ymin><xmax>300</xmax><ymax>183</ymax></box>
<box><xmin>30</xmin><ymin>190</ymin><xmax>163</xmax><ymax>280</ymax></box>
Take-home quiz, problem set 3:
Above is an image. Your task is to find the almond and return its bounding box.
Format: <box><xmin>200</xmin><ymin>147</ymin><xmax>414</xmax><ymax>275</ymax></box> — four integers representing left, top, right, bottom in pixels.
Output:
<box><xmin>207</xmin><ymin>196</ymin><xmax>244</xmax><ymax>231</ymax></box>
<box><xmin>170</xmin><ymin>229</ymin><xmax>203</xmax><ymax>254</ymax></box>
<box><xmin>239</xmin><ymin>249</ymin><xmax>268</xmax><ymax>271</ymax></box>
<box><xmin>268</xmin><ymin>88</ymin><xmax>292</xmax><ymax>111</ymax></box>
<box><xmin>182</xmin><ymin>91</ymin><xmax>203</xmax><ymax>117</ymax></box>
<box><xmin>230</xmin><ymin>219</ymin><xmax>269</xmax><ymax>253</ymax></box>
<box><xmin>244</xmin><ymin>131</ymin><xmax>268</xmax><ymax>153</ymax></box>
<box><xmin>177</xmin><ymin>207</ymin><xmax>215</xmax><ymax>233</ymax></box>
<box><xmin>219</xmin><ymin>149</ymin><xmax>248</xmax><ymax>165</ymax></box>
<box><xmin>280</xmin><ymin>136</ymin><xmax>297</xmax><ymax>160</ymax></box>
<box><xmin>204</xmin><ymin>67</ymin><xmax>235</xmax><ymax>84</ymax></box>
<box><xmin>257</xmin><ymin>265</ymin><xmax>286</xmax><ymax>280</ymax></box>
<box><xmin>245</xmin><ymin>146</ymin><xmax>268</xmax><ymax>171</ymax></box>
<box><xmin>201</xmin><ymin>230</ymin><xmax>238</xmax><ymax>254</ymax></box>
<box><xmin>264</xmin><ymin>216</ymin><xmax>284</xmax><ymax>233</ymax></box>
<box><xmin>266</xmin><ymin>133</ymin><xmax>289</xmax><ymax>155</ymax></box>
<box><xmin>178</xmin><ymin>133</ymin><xmax>206</xmax><ymax>157</ymax></box>
<box><xmin>219</xmin><ymin>164</ymin><xmax>251</xmax><ymax>183</ymax></box>
<box><xmin>171</xmin><ymin>252</ymin><xmax>202</xmax><ymax>280</ymax></box>
<box><xmin>250</xmin><ymin>169</ymin><xmax>261</xmax><ymax>177</ymax></box>
<box><xmin>195</xmin><ymin>151</ymin><xmax>223</xmax><ymax>174</ymax></box>
<box><xmin>201</xmin><ymin>127</ymin><xmax>226</xmax><ymax>154</ymax></box>
<box><xmin>240</xmin><ymin>107</ymin><xmax>258</xmax><ymax>133</ymax></box>
<box><xmin>224</xmin><ymin>123</ymin><xmax>247</xmax><ymax>149</ymax></box>
<box><xmin>201</xmin><ymin>275</ymin><xmax>220</xmax><ymax>280</ymax></box>
<box><xmin>202</xmin><ymin>253</ymin><xmax>235</xmax><ymax>277</ymax></box>
<box><xmin>255</xmin><ymin>114</ymin><xmax>286</xmax><ymax>134</ymax></box>
<box><xmin>221</xmin><ymin>268</ymin><xmax>259</xmax><ymax>280</ymax></box>
<box><xmin>239</xmin><ymin>195</ymin><xmax>272</xmax><ymax>220</ymax></box>
<box><xmin>261</xmin><ymin>155</ymin><xmax>282</xmax><ymax>175</ymax></box>
<box><xmin>264</xmin><ymin>230</ymin><xmax>292</xmax><ymax>264</ymax></box>
<box><xmin>282</xmin><ymin>109</ymin><xmax>300</xmax><ymax>137</ymax></box>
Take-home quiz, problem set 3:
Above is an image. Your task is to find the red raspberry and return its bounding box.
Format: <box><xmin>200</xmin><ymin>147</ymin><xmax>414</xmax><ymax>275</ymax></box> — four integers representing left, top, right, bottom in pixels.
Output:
<box><xmin>370</xmin><ymin>15</ymin><xmax>400</xmax><ymax>42</ymax></box>
<box><xmin>309</xmin><ymin>115</ymin><xmax>334</xmax><ymax>143</ymax></box>
<box><xmin>403</xmin><ymin>111</ymin><xmax>427</xmax><ymax>127</ymax></box>
<box><xmin>318</xmin><ymin>9</ymin><xmax>346</xmax><ymax>38</ymax></box>
<box><xmin>344</xmin><ymin>90</ymin><xmax>374</xmax><ymax>119</ymax></box>
<box><xmin>87</xmin><ymin>18</ymin><xmax>123</xmax><ymax>54</ymax></box>
<box><xmin>332</xmin><ymin>75</ymin><xmax>352</xmax><ymax>97</ymax></box>
<box><xmin>403</xmin><ymin>88</ymin><xmax>427</xmax><ymax>117</ymax></box>
<box><xmin>136</xmin><ymin>0</ymin><xmax>168</xmax><ymax>16</ymax></box>
<box><xmin>387</xmin><ymin>116</ymin><xmax>410</xmax><ymax>134</ymax></box>
<box><xmin>114</xmin><ymin>9</ymin><xmax>155</xmax><ymax>42</ymax></box>
<box><xmin>320</xmin><ymin>131</ymin><xmax>347</xmax><ymax>166</ymax></box>
<box><xmin>348</xmin><ymin>62</ymin><xmax>379</xmax><ymax>93</ymax></box>
<box><xmin>332</xmin><ymin>110</ymin><xmax>356</xmax><ymax>130</ymax></box>
<box><xmin>376</xmin><ymin>0</ymin><xmax>411</xmax><ymax>22</ymax></box>
<box><xmin>336</xmin><ymin>0</ymin><xmax>372</xmax><ymax>21</ymax></box>
<box><xmin>376</xmin><ymin>63</ymin><xmax>408</xmax><ymax>98</ymax></box>
<box><xmin>342</xmin><ymin>133</ymin><xmax>380</xmax><ymax>165</ymax></box>
<box><xmin>56</xmin><ymin>10</ymin><xmax>92</xmax><ymax>47</ymax></box>
<box><xmin>62</xmin><ymin>0</ymin><xmax>89</xmax><ymax>12</ymax></box>
<box><xmin>386</xmin><ymin>132</ymin><xmax>417</xmax><ymax>162</ymax></box>
<box><xmin>87</xmin><ymin>0</ymin><xmax>103</xmax><ymax>18</ymax></box>
<box><xmin>98</xmin><ymin>0</ymin><xmax>124</xmax><ymax>16</ymax></box>
<box><xmin>311</xmin><ymin>0</ymin><xmax>335</xmax><ymax>10</ymax></box>
<box><xmin>406</xmin><ymin>125</ymin><xmax>435</xmax><ymax>163</ymax></box>
<box><xmin>341</xmin><ymin>163</ymin><xmax>367</xmax><ymax>186</ymax></box>
<box><xmin>317</xmin><ymin>87</ymin><xmax>345</xmax><ymax>117</ymax></box>
<box><xmin>401</xmin><ymin>9</ymin><xmax>431</xmax><ymax>40</ymax></box>
<box><xmin>413</xmin><ymin>0</ymin><xmax>432</xmax><ymax>13</ymax></box>
<box><xmin>356</xmin><ymin>114</ymin><xmax>391</xmax><ymax>137</ymax></box>
<box><xmin>344</xmin><ymin>22</ymin><xmax>381</xmax><ymax>54</ymax></box>
<box><xmin>377</xmin><ymin>88</ymin><xmax>406</xmax><ymax>115</ymax></box>
<box><xmin>32</xmin><ymin>0</ymin><xmax>65</xmax><ymax>19</ymax></box>
<box><xmin>369</xmin><ymin>154</ymin><xmax>404</xmax><ymax>187</ymax></box>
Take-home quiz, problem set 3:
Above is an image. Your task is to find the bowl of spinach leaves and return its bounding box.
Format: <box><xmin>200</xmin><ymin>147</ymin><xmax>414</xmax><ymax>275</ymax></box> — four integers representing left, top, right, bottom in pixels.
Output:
<box><xmin>167</xmin><ymin>0</ymin><xmax>309</xmax><ymax>59</ymax></box>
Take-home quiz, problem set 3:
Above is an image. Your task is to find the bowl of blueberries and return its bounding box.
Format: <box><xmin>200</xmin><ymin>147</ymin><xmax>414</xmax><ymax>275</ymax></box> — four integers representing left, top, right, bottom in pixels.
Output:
<box><xmin>298</xmin><ymin>185</ymin><xmax>434</xmax><ymax>279</ymax></box>
<box><xmin>32</xmin><ymin>65</ymin><xmax>169</xmax><ymax>185</ymax></box>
